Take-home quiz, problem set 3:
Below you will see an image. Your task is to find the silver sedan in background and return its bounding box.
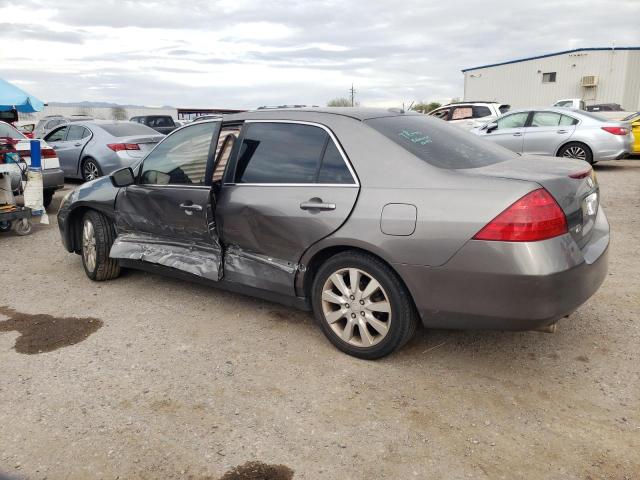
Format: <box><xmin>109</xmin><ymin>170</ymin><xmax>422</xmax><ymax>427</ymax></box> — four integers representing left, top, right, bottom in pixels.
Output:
<box><xmin>44</xmin><ymin>121</ymin><xmax>164</xmax><ymax>181</ymax></box>
<box><xmin>472</xmin><ymin>107</ymin><xmax>633</xmax><ymax>164</ymax></box>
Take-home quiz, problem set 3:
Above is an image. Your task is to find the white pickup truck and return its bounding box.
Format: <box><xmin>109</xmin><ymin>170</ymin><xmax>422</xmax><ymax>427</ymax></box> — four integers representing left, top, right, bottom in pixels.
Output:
<box><xmin>427</xmin><ymin>102</ymin><xmax>511</xmax><ymax>130</ymax></box>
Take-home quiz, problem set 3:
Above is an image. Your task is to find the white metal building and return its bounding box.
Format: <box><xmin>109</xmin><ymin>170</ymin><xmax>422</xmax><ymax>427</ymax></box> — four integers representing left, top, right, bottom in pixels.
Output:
<box><xmin>462</xmin><ymin>47</ymin><xmax>640</xmax><ymax>110</ymax></box>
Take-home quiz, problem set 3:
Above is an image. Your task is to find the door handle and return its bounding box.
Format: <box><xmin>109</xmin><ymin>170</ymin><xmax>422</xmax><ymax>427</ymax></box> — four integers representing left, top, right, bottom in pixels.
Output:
<box><xmin>300</xmin><ymin>199</ymin><xmax>336</xmax><ymax>211</ymax></box>
<box><xmin>512</xmin><ymin>133</ymin><xmax>523</xmax><ymax>137</ymax></box>
<box><xmin>179</xmin><ymin>202</ymin><xmax>203</xmax><ymax>215</ymax></box>
<box><xmin>557</xmin><ymin>130</ymin><xmax>568</xmax><ymax>134</ymax></box>
<box><xmin>74</xmin><ymin>142</ymin><xmax>82</xmax><ymax>146</ymax></box>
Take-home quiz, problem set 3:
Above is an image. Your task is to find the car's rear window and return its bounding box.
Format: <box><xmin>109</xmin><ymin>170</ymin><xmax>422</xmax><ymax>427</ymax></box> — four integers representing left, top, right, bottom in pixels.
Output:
<box><xmin>0</xmin><ymin>122</ymin><xmax>25</xmax><ymax>140</ymax></box>
<box><xmin>365</xmin><ymin>115</ymin><xmax>515</xmax><ymax>169</ymax></box>
<box><xmin>100</xmin><ymin>123</ymin><xmax>159</xmax><ymax>137</ymax></box>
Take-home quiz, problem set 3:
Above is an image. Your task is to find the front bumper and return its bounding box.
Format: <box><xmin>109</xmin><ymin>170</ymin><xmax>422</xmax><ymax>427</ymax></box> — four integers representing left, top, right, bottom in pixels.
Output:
<box><xmin>396</xmin><ymin>208</ymin><xmax>610</xmax><ymax>330</ymax></box>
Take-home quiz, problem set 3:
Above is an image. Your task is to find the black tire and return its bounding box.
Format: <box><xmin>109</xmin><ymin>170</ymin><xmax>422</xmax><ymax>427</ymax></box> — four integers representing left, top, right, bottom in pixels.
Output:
<box><xmin>81</xmin><ymin>210</ymin><xmax>121</xmax><ymax>281</ymax></box>
<box><xmin>0</xmin><ymin>221</ymin><xmax>12</xmax><ymax>232</ymax></box>
<box><xmin>43</xmin><ymin>190</ymin><xmax>54</xmax><ymax>209</ymax></box>
<box><xmin>311</xmin><ymin>251</ymin><xmax>418</xmax><ymax>360</ymax></box>
<box><xmin>82</xmin><ymin>158</ymin><xmax>102</xmax><ymax>182</ymax></box>
<box><xmin>558</xmin><ymin>142</ymin><xmax>593</xmax><ymax>165</ymax></box>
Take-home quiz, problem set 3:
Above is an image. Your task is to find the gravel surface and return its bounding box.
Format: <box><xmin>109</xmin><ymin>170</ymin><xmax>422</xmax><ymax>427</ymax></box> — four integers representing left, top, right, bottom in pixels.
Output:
<box><xmin>1</xmin><ymin>160</ymin><xmax>639</xmax><ymax>480</ymax></box>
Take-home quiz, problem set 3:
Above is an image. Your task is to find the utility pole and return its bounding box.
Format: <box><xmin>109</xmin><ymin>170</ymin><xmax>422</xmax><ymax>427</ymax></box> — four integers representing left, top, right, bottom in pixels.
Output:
<box><xmin>349</xmin><ymin>84</ymin><xmax>356</xmax><ymax>107</ymax></box>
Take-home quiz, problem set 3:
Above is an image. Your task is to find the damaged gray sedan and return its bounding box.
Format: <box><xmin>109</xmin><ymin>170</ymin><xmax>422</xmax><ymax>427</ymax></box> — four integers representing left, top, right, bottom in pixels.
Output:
<box><xmin>58</xmin><ymin>108</ymin><xmax>609</xmax><ymax>359</ymax></box>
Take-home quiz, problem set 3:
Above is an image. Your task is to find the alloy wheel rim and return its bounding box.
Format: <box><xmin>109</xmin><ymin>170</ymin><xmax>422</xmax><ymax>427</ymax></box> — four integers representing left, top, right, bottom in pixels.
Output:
<box><xmin>563</xmin><ymin>146</ymin><xmax>586</xmax><ymax>161</ymax></box>
<box><xmin>84</xmin><ymin>162</ymin><xmax>99</xmax><ymax>181</ymax></box>
<box><xmin>321</xmin><ymin>268</ymin><xmax>392</xmax><ymax>348</ymax></box>
<box><xmin>82</xmin><ymin>219</ymin><xmax>97</xmax><ymax>272</ymax></box>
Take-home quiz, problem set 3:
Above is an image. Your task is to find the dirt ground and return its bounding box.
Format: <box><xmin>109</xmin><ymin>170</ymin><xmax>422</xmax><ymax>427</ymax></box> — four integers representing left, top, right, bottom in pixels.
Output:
<box><xmin>1</xmin><ymin>160</ymin><xmax>639</xmax><ymax>480</ymax></box>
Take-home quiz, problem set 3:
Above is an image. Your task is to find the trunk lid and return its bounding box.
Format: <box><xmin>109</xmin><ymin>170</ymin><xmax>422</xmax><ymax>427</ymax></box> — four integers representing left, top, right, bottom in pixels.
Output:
<box><xmin>468</xmin><ymin>155</ymin><xmax>599</xmax><ymax>247</ymax></box>
<box><xmin>117</xmin><ymin>134</ymin><xmax>163</xmax><ymax>158</ymax></box>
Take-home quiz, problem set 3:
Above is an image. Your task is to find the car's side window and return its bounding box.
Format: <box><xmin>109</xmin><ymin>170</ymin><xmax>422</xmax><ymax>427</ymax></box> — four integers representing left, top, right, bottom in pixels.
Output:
<box><xmin>429</xmin><ymin>108</ymin><xmax>451</xmax><ymax>120</ymax></box>
<box><xmin>212</xmin><ymin>125</ymin><xmax>241</xmax><ymax>182</ymax></box>
<box><xmin>451</xmin><ymin>107</ymin><xmax>473</xmax><ymax>120</ymax></box>
<box><xmin>233</xmin><ymin>123</ymin><xmax>328</xmax><ymax>184</ymax></box>
<box><xmin>318</xmin><ymin>140</ymin><xmax>354</xmax><ymax>184</ymax></box>
<box><xmin>530</xmin><ymin>112</ymin><xmax>562</xmax><ymax>127</ymax></box>
<box><xmin>495</xmin><ymin>112</ymin><xmax>529</xmax><ymax>130</ymax></box>
<box><xmin>66</xmin><ymin>125</ymin><xmax>90</xmax><ymax>141</ymax></box>
<box><xmin>473</xmin><ymin>106</ymin><xmax>492</xmax><ymax>118</ymax></box>
<box><xmin>560</xmin><ymin>115</ymin><xmax>579</xmax><ymax>126</ymax></box>
<box><xmin>45</xmin><ymin>126</ymin><xmax>69</xmax><ymax>142</ymax></box>
<box><xmin>139</xmin><ymin>122</ymin><xmax>216</xmax><ymax>186</ymax></box>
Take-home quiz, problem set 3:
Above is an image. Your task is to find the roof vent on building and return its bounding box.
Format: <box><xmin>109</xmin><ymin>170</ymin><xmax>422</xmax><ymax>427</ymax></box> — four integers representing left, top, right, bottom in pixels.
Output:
<box><xmin>581</xmin><ymin>75</ymin><xmax>599</xmax><ymax>87</ymax></box>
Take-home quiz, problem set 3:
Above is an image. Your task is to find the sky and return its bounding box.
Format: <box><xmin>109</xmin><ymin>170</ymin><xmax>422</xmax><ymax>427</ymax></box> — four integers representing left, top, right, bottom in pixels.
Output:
<box><xmin>1</xmin><ymin>0</ymin><xmax>638</xmax><ymax>109</ymax></box>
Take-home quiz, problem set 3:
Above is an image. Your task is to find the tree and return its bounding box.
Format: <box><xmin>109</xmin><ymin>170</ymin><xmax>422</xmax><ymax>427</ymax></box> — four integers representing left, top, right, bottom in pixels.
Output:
<box><xmin>327</xmin><ymin>97</ymin><xmax>352</xmax><ymax>107</ymax></box>
<box><xmin>411</xmin><ymin>101</ymin><xmax>441</xmax><ymax>114</ymax></box>
<box><xmin>111</xmin><ymin>106</ymin><xmax>128</xmax><ymax>121</ymax></box>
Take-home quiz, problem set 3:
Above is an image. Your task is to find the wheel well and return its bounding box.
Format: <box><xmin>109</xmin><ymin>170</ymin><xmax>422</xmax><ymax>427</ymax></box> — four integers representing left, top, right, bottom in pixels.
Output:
<box><xmin>67</xmin><ymin>206</ymin><xmax>91</xmax><ymax>253</ymax></box>
<box><xmin>302</xmin><ymin>246</ymin><xmax>418</xmax><ymax>313</ymax></box>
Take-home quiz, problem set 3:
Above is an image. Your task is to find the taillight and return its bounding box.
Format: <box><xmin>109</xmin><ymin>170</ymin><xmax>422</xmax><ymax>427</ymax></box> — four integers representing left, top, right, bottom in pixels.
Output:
<box><xmin>107</xmin><ymin>143</ymin><xmax>140</xmax><ymax>152</ymax></box>
<box><xmin>41</xmin><ymin>148</ymin><xmax>57</xmax><ymax>158</ymax></box>
<box><xmin>473</xmin><ymin>188</ymin><xmax>568</xmax><ymax>242</ymax></box>
<box><xmin>569</xmin><ymin>168</ymin><xmax>592</xmax><ymax>179</ymax></box>
<box><xmin>601</xmin><ymin>126</ymin><xmax>628</xmax><ymax>135</ymax></box>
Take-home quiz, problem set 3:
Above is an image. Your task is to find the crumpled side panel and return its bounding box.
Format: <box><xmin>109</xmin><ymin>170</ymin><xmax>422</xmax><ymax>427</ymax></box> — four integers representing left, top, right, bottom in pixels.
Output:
<box><xmin>224</xmin><ymin>244</ymin><xmax>297</xmax><ymax>296</ymax></box>
<box><xmin>110</xmin><ymin>235</ymin><xmax>222</xmax><ymax>281</ymax></box>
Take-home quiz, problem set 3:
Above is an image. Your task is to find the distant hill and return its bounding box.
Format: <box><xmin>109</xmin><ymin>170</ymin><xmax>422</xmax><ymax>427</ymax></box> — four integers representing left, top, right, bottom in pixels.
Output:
<box><xmin>47</xmin><ymin>101</ymin><xmax>175</xmax><ymax>109</ymax></box>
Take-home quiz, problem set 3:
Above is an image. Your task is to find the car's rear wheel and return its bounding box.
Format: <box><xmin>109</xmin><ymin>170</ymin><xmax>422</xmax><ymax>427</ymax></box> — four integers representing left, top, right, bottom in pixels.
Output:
<box><xmin>312</xmin><ymin>251</ymin><xmax>418</xmax><ymax>359</ymax></box>
<box><xmin>558</xmin><ymin>142</ymin><xmax>593</xmax><ymax>164</ymax></box>
<box><xmin>82</xmin><ymin>158</ymin><xmax>102</xmax><ymax>182</ymax></box>
<box><xmin>43</xmin><ymin>190</ymin><xmax>54</xmax><ymax>209</ymax></box>
<box><xmin>81</xmin><ymin>210</ymin><xmax>120</xmax><ymax>281</ymax></box>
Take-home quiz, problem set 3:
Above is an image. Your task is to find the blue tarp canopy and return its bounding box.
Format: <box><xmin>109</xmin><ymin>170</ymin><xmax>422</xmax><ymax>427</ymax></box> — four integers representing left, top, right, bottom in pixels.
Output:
<box><xmin>0</xmin><ymin>78</ymin><xmax>44</xmax><ymax>113</ymax></box>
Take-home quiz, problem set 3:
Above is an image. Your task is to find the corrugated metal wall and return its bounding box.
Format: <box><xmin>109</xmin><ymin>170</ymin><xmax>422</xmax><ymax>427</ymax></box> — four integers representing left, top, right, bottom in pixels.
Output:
<box><xmin>18</xmin><ymin>105</ymin><xmax>178</xmax><ymax>123</ymax></box>
<box><xmin>463</xmin><ymin>50</ymin><xmax>640</xmax><ymax>110</ymax></box>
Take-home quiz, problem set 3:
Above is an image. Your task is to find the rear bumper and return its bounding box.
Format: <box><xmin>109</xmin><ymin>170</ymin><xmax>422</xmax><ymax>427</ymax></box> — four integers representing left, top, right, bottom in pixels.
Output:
<box><xmin>396</xmin><ymin>208</ymin><xmax>610</xmax><ymax>330</ymax></box>
<box><xmin>42</xmin><ymin>168</ymin><xmax>64</xmax><ymax>191</ymax></box>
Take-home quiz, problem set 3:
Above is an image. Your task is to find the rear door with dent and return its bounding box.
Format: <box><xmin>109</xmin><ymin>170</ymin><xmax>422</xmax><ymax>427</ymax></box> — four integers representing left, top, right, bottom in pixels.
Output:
<box><xmin>215</xmin><ymin>120</ymin><xmax>359</xmax><ymax>296</ymax></box>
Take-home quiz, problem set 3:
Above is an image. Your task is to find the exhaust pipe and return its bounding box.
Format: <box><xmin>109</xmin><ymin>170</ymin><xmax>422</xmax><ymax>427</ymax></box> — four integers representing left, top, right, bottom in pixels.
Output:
<box><xmin>533</xmin><ymin>323</ymin><xmax>557</xmax><ymax>333</ymax></box>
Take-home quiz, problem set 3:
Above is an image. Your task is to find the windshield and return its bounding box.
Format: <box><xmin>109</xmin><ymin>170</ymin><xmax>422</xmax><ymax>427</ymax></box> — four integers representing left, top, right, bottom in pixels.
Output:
<box><xmin>365</xmin><ymin>115</ymin><xmax>516</xmax><ymax>169</ymax></box>
<box><xmin>0</xmin><ymin>122</ymin><xmax>25</xmax><ymax>140</ymax></box>
<box><xmin>554</xmin><ymin>101</ymin><xmax>574</xmax><ymax>107</ymax></box>
<box><xmin>100</xmin><ymin>122</ymin><xmax>160</xmax><ymax>137</ymax></box>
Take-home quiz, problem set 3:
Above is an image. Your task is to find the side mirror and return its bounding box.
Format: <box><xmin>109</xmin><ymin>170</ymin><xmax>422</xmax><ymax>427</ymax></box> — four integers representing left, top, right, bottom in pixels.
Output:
<box><xmin>486</xmin><ymin>122</ymin><xmax>498</xmax><ymax>133</ymax></box>
<box><xmin>110</xmin><ymin>167</ymin><xmax>135</xmax><ymax>187</ymax></box>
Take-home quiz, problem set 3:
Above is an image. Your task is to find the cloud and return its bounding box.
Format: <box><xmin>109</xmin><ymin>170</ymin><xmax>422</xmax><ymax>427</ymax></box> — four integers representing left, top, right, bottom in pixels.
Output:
<box><xmin>0</xmin><ymin>0</ymin><xmax>638</xmax><ymax>108</ymax></box>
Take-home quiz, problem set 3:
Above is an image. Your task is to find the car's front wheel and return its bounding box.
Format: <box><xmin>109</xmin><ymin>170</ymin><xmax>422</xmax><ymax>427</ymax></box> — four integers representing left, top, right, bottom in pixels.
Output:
<box><xmin>81</xmin><ymin>210</ymin><xmax>121</xmax><ymax>281</ymax></box>
<box><xmin>312</xmin><ymin>251</ymin><xmax>418</xmax><ymax>359</ymax></box>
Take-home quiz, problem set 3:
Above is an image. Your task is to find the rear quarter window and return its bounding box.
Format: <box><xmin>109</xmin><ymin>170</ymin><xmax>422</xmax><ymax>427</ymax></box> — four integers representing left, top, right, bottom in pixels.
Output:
<box><xmin>365</xmin><ymin>115</ymin><xmax>515</xmax><ymax>169</ymax></box>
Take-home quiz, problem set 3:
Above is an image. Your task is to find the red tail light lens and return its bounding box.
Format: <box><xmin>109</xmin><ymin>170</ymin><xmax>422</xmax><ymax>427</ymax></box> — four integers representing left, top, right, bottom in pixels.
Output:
<box><xmin>41</xmin><ymin>148</ymin><xmax>57</xmax><ymax>158</ymax></box>
<box><xmin>107</xmin><ymin>143</ymin><xmax>140</xmax><ymax>152</ymax></box>
<box><xmin>473</xmin><ymin>188</ymin><xmax>568</xmax><ymax>242</ymax></box>
<box><xmin>601</xmin><ymin>126</ymin><xmax>628</xmax><ymax>135</ymax></box>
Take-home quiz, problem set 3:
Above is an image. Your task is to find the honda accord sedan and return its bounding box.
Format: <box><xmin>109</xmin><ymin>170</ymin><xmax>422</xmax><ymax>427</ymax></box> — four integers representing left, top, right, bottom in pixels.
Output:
<box><xmin>472</xmin><ymin>107</ymin><xmax>632</xmax><ymax>164</ymax></box>
<box><xmin>57</xmin><ymin>108</ymin><xmax>609</xmax><ymax>359</ymax></box>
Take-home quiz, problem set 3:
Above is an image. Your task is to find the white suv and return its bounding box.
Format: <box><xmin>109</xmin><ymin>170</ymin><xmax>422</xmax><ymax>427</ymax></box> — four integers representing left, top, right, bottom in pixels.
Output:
<box><xmin>428</xmin><ymin>102</ymin><xmax>510</xmax><ymax>130</ymax></box>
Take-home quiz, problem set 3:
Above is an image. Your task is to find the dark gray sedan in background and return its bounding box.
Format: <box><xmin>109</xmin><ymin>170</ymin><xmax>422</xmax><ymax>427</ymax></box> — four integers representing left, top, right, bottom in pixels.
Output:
<box><xmin>57</xmin><ymin>108</ymin><xmax>609</xmax><ymax>359</ymax></box>
<box><xmin>44</xmin><ymin>121</ymin><xmax>164</xmax><ymax>181</ymax></box>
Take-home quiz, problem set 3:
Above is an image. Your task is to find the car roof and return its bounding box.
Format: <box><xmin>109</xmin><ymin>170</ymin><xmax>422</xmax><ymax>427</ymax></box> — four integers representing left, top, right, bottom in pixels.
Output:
<box><xmin>224</xmin><ymin>107</ymin><xmax>419</xmax><ymax>122</ymax></box>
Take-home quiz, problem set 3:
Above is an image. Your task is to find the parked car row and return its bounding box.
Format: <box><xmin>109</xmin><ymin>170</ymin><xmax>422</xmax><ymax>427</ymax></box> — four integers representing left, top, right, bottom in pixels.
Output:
<box><xmin>428</xmin><ymin>99</ymin><xmax>635</xmax><ymax>163</ymax></box>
